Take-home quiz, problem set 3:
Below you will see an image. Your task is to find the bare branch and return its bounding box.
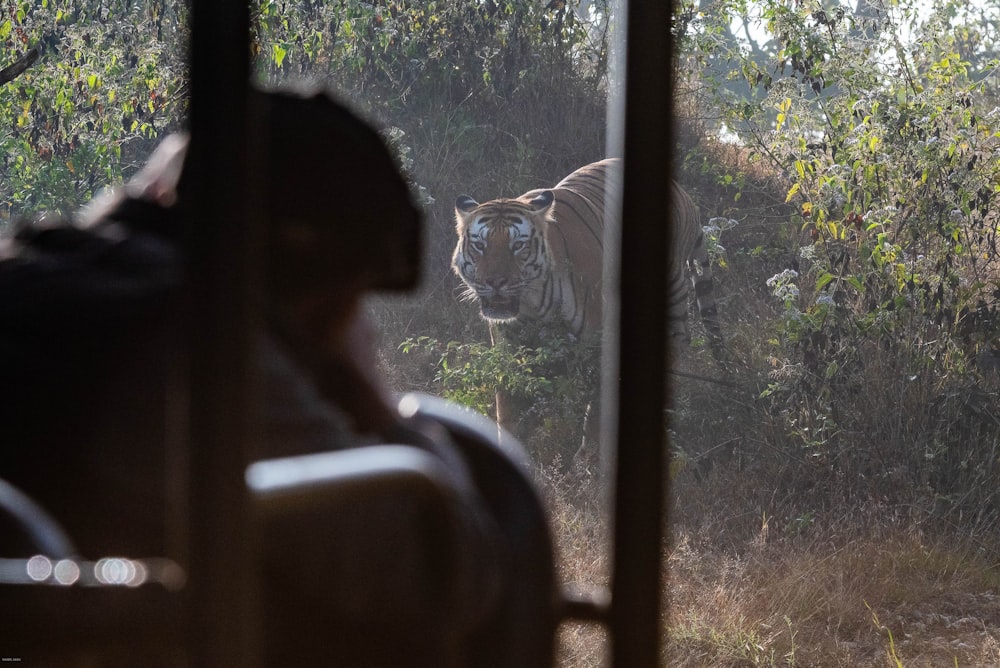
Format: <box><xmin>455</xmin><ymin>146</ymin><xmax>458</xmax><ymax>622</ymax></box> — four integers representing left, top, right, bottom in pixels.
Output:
<box><xmin>0</xmin><ymin>45</ymin><xmax>41</xmax><ymax>87</ymax></box>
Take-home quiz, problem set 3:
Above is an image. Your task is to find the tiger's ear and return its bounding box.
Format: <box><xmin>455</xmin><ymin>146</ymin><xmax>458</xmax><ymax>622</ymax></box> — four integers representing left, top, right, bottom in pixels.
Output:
<box><xmin>454</xmin><ymin>195</ymin><xmax>479</xmax><ymax>231</ymax></box>
<box><xmin>455</xmin><ymin>195</ymin><xmax>479</xmax><ymax>213</ymax></box>
<box><xmin>529</xmin><ymin>190</ymin><xmax>554</xmax><ymax>212</ymax></box>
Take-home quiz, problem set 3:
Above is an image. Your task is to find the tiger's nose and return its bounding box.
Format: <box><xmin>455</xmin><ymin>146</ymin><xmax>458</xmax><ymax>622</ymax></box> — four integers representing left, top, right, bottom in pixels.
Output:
<box><xmin>483</xmin><ymin>277</ymin><xmax>508</xmax><ymax>292</ymax></box>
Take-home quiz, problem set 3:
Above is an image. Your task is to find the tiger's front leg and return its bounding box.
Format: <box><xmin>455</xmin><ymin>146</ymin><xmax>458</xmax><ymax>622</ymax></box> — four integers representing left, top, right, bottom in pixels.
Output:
<box><xmin>574</xmin><ymin>393</ymin><xmax>603</xmax><ymax>467</ymax></box>
<box><xmin>488</xmin><ymin>321</ymin><xmax>516</xmax><ymax>444</ymax></box>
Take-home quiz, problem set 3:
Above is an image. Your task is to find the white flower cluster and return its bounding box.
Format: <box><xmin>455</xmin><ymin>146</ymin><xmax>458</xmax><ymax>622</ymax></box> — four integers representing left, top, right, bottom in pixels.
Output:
<box><xmin>706</xmin><ymin>216</ymin><xmax>740</xmax><ymax>233</ymax></box>
<box><xmin>767</xmin><ymin>268</ymin><xmax>799</xmax><ymax>285</ymax></box>
<box><xmin>766</xmin><ymin>269</ymin><xmax>800</xmax><ymax>302</ymax></box>
<box><xmin>815</xmin><ymin>292</ymin><xmax>836</xmax><ymax>306</ymax></box>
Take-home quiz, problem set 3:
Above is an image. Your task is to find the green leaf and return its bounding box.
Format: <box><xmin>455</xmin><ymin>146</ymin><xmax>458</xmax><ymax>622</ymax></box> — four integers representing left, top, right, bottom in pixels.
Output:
<box><xmin>785</xmin><ymin>182</ymin><xmax>801</xmax><ymax>203</ymax></box>
<box><xmin>272</xmin><ymin>44</ymin><xmax>288</xmax><ymax>68</ymax></box>
<box><xmin>815</xmin><ymin>272</ymin><xmax>835</xmax><ymax>290</ymax></box>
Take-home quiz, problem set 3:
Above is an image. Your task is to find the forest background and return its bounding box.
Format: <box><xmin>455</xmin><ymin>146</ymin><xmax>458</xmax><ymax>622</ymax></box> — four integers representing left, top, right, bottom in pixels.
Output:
<box><xmin>3</xmin><ymin>0</ymin><xmax>1000</xmax><ymax>664</ymax></box>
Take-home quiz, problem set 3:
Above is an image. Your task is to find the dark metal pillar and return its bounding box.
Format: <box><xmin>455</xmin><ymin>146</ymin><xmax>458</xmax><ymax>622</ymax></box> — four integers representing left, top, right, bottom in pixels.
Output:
<box><xmin>609</xmin><ymin>1</ymin><xmax>674</xmax><ymax>666</ymax></box>
<box><xmin>185</xmin><ymin>1</ymin><xmax>260</xmax><ymax>665</ymax></box>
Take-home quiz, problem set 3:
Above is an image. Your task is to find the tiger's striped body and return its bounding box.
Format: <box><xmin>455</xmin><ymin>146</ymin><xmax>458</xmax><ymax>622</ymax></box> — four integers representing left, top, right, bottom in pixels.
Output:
<box><xmin>452</xmin><ymin>158</ymin><xmax>722</xmax><ymax>350</ymax></box>
<box><xmin>667</xmin><ymin>179</ymin><xmax>724</xmax><ymax>353</ymax></box>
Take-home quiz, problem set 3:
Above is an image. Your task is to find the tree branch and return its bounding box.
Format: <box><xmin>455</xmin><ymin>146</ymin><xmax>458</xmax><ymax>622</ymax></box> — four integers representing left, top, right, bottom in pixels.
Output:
<box><xmin>1</xmin><ymin>45</ymin><xmax>41</xmax><ymax>87</ymax></box>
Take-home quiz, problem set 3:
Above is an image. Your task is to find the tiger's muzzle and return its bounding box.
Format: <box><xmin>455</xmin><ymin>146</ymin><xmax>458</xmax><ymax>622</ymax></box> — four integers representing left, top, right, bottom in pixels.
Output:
<box><xmin>479</xmin><ymin>294</ymin><xmax>520</xmax><ymax>321</ymax></box>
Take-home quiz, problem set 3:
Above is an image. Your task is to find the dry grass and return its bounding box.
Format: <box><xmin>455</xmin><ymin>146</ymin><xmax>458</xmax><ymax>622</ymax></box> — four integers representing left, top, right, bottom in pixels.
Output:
<box><xmin>536</xmin><ymin>459</ymin><xmax>611</xmax><ymax>668</ymax></box>
<box><xmin>666</xmin><ymin>517</ymin><xmax>1000</xmax><ymax>667</ymax></box>
<box><xmin>539</xmin><ymin>461</ymin><xmax>1000</xmax><ymax>667</ymax></box>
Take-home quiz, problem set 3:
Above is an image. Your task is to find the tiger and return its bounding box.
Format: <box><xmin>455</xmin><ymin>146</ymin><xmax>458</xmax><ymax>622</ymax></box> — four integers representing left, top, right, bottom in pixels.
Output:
<box><xmin>451</xmin><ymin>157</ymin><xmax>722</xmax><ymax>351</ymax></box>
<box><xmin>452</xmin><ymin>158</ymin><xmax>724</xmax><ymax>458</ymax></box>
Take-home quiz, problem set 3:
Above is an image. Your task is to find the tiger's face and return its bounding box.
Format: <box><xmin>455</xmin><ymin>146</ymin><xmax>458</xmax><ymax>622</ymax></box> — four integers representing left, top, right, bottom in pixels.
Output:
<box><xmin>452</xmin><ymin>190</ymin><xmax>555</xmax><ymax>322</ymax></box>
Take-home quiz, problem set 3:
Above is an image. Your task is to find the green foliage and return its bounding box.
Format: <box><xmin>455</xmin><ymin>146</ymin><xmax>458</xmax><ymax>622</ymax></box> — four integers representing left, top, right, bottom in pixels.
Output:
<box><xmin>691</xmin><ymin>3</ymin><xmax>999</xmax><ymax>362</ymax></box>
<box><xmin>400</xmin><ymin>322</ymin><xmax>602</xmax><ymax>464</ymax></box>
<box><xmin>400</xmin><ymin>331</ymin><xmax>599</xmax><ymax>433</ymax></box>
<box><xmin>250</xmin><ymin>0</ymin><xmax>607</xmax><ymax>124</ymax></box>
<box><xmin>670</xmin><ymin>0</ymin><xmax>1000</xmax><ymax>529</ymax></box>
<box><xmin>1</xmin><ymin>0</ymin><xmax>187</xmax><ymax>221</ymax></box>
<box><xmin>692</xmin><ymin>0</ymin><xmax>1000</xmax><ymax>348</ymax></box>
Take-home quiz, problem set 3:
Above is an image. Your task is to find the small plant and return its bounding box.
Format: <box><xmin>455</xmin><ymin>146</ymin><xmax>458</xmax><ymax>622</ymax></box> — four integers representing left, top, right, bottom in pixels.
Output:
<box><xmin>867</xmin><ymin>602</ymin><xmax>905</xmax><ymax>668</ymax></box>
<box><xmin>400</xmin><ymin>329</ymin><xmax>600</xmax><ymax>463</ymax></box>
